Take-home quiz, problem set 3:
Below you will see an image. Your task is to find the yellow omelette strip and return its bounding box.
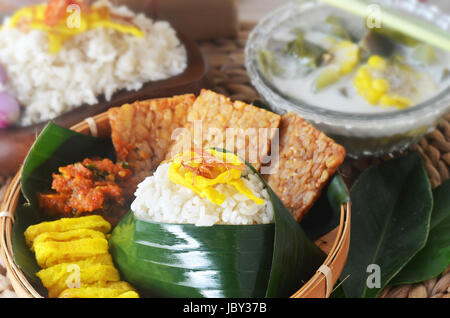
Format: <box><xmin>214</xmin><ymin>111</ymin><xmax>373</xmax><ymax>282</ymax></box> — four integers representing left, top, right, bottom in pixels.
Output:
<box><xmin>169</xmin><ymin>150</ymin><xmax>264</xmax><ymax>205</ymax></box>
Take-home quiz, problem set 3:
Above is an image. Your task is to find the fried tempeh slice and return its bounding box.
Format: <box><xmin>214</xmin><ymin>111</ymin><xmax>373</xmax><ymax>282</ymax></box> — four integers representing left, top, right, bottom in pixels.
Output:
<box><xmin>109</xmin><ymin>94</ymin><xmax>195</xmax><ymax>198</ymax></box>
<box><xmin>167</xmin><ymin>89</ymin><xmax>281</xmax><ymax>170</ymax></box>
<box><xmin>265</xmin><ymin>112</ymin><xmax>346</xmax><ymax>222</ymax></box>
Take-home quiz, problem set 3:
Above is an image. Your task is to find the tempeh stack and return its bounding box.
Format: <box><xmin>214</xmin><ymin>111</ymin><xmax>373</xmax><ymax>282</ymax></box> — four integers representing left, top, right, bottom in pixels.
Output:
<box><xmin>108</xmin><ymin>94</ymin><xmax>195</xmax><ymax>198</ymax></box>
<box><xmin>167</xmin><ymin>89</ymin><xmax>281</xmax><ymax>170</ymax></box>
<box><xmin>264</xmin><ymin>113</ymin><xmax>346</xmax><ymax>221</ymax></box>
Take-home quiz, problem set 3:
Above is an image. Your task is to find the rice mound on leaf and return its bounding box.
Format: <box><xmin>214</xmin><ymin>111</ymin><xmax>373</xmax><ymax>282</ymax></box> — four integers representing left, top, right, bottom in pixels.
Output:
<box><xmin>131</xmin><ymin>161</ymin><xmax>273</xmax><ymax>227</ymax></box>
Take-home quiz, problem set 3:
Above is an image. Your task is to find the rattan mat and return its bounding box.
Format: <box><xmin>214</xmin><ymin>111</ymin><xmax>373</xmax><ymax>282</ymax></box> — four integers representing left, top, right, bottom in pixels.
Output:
<box><xmin>0</xmin><ymin>22</ymin><xmax>449</xmax><ymax>298</ymax></box>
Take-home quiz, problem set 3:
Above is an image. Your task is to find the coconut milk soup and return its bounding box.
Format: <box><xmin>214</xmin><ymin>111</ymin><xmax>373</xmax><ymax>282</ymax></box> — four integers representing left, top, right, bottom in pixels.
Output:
<box><xmin>259</xmin><ymin>12</ymin><xmax>450</xmax><ymax>114</ymax></box>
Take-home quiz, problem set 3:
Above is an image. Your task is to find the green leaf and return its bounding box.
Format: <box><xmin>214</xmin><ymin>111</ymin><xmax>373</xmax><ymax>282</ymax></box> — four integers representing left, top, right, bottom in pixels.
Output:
<box><xmin>11</xmin><ymin>205</ymin><xmax>42</xmax><ymax>286</ymax></box>
<box><xmin>262</xmin><ymin>171</ymin><xmax>325</xmax><ymax>297</ymax></box>
<box><xmin>12</xmin><ymin>122</ymin><xmax>116</xmax><ymax>283</ymax></box>
<box><xmin>21</xmin><ymin>122</ymin><xmax>115</xmax><ymax>207</ymax></box>
<box><xmin>390</xmin><ymin>179</ymin><xmax>450</xmax><ymax>285</ymax></box>
<box><xmin>110</xmin><ymin>149</ymin><xmax>327</xmax><ymax>298</ymax></box>
<box><xmin>330</xmin><ymin>281</ymin><xmax>347</xmax><ymax>298</ymax></box>
<box><xmin>341</xmin><ymin>152</ymin><xmax>433</xmax><ymax>298</ymax></box>
<box><xmin>110</xmin><ymin>212</ymin><xmax>275</xmax><ymax>298</ymax></box>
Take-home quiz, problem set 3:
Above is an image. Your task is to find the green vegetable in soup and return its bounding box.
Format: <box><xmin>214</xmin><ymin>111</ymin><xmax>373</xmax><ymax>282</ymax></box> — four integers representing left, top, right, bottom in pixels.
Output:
<box><xmin>312</xmin><ymin>67</ymin><xmax>340</xmax><ymax>92</ymax></box>
<box><xmin>317</xmin><ymin>15</ymin><xmax>352</xmax><ymax>41</ymax></box>
<box><xmin>284</xmin><ymin>31</ymin><xmax>326</xmax><ymax>68</ymax></box>
<box><xmin>258</xmin><ymin>49</ymin><xmax>285</xmax><ymax>77</ymax></box>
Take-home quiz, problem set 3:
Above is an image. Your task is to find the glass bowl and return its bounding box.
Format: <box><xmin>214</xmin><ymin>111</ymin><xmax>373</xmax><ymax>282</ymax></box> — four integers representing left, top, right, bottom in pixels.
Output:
<box><xmin>245</xmin><ymin>0</ymin><xmax>450</xmax><ymax>158</ymax></box>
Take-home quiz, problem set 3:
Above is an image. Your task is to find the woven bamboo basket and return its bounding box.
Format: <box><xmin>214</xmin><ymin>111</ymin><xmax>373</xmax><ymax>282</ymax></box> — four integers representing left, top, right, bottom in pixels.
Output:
<box><xmin>0</xmin><ymin>111</ymin><xmax>351</xmax><ymax>298</ymax></box>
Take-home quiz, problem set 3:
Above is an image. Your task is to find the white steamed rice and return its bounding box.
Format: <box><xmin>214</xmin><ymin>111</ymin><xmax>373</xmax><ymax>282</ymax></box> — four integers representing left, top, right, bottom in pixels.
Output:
<box><xmin>0</xmin><ymin>0</ymin><xmax>187</xmax><ymax>125</ymax></box>
<box><xmin>131</xmin><ymin>163</ymin><xmax>274</xmax><ymax>227</ymax></box>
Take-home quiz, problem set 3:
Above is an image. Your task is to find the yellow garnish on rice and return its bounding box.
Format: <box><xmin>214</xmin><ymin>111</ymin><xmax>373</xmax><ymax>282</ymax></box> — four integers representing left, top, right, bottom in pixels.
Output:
<box><xmin>168</xmin><ymin>149</ymin><xmax>265</xmax><ymax>206</ymax></box>
<box><xmin>8</xmin><ymin>2</ymin><xmax>144</xmax><ymax>53</ymax></box>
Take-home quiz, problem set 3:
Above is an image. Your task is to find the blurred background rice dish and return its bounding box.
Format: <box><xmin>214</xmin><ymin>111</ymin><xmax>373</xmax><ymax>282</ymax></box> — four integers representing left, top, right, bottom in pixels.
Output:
<box><xmin>0</xmin><ymin>0</ymin><xmax>187</xmax><ymax>125</ymax></box>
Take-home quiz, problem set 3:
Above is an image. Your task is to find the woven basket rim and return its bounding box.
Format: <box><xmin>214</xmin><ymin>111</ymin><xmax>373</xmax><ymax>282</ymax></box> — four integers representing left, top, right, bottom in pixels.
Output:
<box><xmin>0</xmin><ymin>111</ymin><xmax>351</xmax><ymax>298</ymax></box>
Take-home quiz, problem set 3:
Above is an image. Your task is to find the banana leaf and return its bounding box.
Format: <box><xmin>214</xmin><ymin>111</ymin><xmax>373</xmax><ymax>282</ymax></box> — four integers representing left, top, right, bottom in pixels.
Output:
<box><xmin>109</xmin><ymin>151</ymin><xmax>328</xmax><ymax>298</ymax></box>
<box><xmin>12</xmin><ymin>124</ymin><xmax>348</xmax><ymax>298</ymax></box>
<box><xmin>110</xmin><ymin>213</ymin><xmax>276</xmax><ymax>298</ymax></box>
<box><xmin>11</xmin><ymin>205</ymin><xmax>42</xmax><ymax>287</ymax></box>
<box><xmin>11</xmin><ymin>122</ymin><xmax>115</xmax><ymax>286</ymax></box>
<box><xmin>21</xmin><ymin>122</ymin><xmax>115</xmax><ymax>207</ymax></box>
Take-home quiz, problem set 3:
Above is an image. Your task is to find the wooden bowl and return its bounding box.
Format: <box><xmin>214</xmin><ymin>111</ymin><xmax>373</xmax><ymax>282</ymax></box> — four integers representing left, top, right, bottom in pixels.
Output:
<box><xmin>0</xmin><ymin>32</ymin><xmax>209</xmax><ymax>175</ymax></box>
<box><xmin>0</xmin><ymin>111</ymin><xmax>350</xmax><ymax>298</ymax></box>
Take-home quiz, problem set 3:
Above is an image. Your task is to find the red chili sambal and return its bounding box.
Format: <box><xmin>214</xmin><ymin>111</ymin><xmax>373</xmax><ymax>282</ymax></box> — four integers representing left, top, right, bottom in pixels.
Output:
<box><xmin>38</xmin><ymin>158</ymin><xmax>132</xmax><ymax>225</ymax></box>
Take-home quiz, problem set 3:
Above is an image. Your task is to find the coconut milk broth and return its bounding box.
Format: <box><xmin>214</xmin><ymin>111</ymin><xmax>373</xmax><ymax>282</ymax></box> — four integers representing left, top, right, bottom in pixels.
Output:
<box><xmin>264</xmin><ymin>8</ymin><xmax>450</xmax><ymax>114</ymax></box>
